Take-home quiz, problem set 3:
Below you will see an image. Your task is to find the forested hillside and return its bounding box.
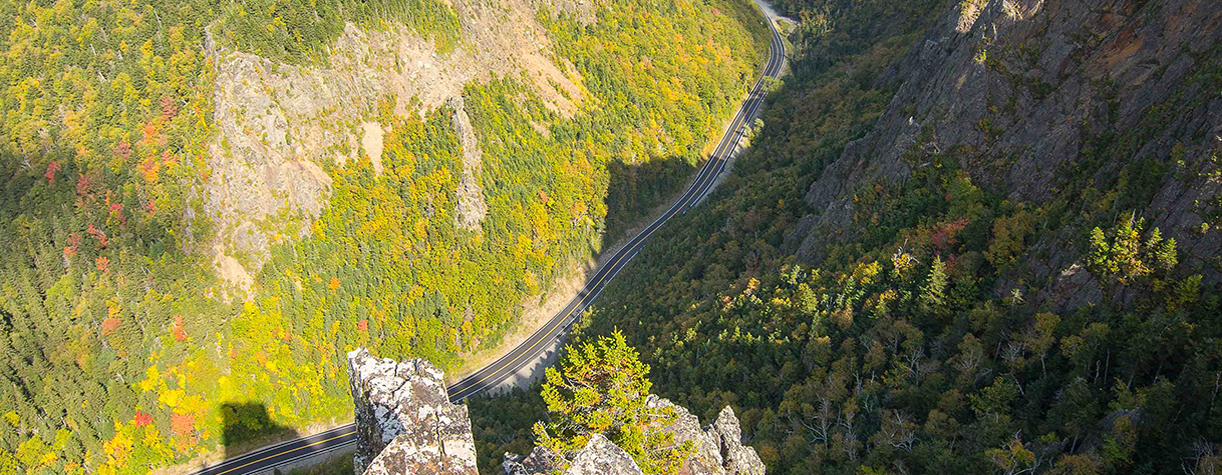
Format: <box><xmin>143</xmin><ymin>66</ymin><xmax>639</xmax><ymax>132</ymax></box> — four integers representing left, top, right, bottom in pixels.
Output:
<box><xmin>0</xmin><ymin>0</ymin><xmax>768</xmax><ymax>472</ymax></box>
<box><xmin>472</xmin><ymin>0</ymin><xmax>1222</xmax><ymax>474</ymax></box>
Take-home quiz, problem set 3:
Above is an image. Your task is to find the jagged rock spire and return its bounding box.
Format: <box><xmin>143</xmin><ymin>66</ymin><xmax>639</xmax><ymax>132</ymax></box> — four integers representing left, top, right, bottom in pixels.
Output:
<box><xmin>347</xmin><ymin>348</ymin><xmax>478</xmax><ymax>475</ymax></box>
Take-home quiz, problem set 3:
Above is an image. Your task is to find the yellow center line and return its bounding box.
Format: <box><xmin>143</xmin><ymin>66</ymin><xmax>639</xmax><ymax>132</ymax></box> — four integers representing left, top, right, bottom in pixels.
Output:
<box><xmin>214</xmin><ymin>431</ymin><xmax>357</xmax><ymax>475</ymax></box>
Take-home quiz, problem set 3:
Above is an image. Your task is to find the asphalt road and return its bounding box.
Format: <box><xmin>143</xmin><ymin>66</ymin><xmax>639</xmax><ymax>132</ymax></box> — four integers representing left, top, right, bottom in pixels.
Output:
<box><xmin>187</xmin><ymin>10</ymin><xmax>786</xmax><ymax>475</ymax></box>
<box><xmin>187</xmin><ymin>425</ymin><xmax>358</xmax><ymax>475</ymax></box>
<box><xmin>445</xmin><ymin>17</ymin><xmax>787</xmax><ymax>401</ymax></box>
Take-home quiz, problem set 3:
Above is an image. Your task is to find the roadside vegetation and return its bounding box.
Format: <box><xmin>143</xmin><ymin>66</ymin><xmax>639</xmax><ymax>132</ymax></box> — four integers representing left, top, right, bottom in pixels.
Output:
<box><xmin>0</xmin><ymin>0</ymin><xmax>767</xmax><ymax>473</ymax></box>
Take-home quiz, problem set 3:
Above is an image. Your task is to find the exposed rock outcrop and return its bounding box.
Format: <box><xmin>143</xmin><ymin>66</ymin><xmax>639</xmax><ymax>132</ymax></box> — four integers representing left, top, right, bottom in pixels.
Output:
<box><xmin>709</xmin><ymin>405</ymin><xmax>766</xmax><ymax>475</ymax></box>
<box><xmin>503</xmin><ymin>396</ymin><xmax>765</xmax><ymax>475</ymax></box>
<box><xmin>347</xmin><ymin>348</ymin><xmax>477</xmax><ymax>475</ymax></box>
<box><xmin>789</xmin><ymin>0</ymin><xmax>1222</xmax><ymax>311</ymax></box>
<box><xmin>509</xmin><ymin>434</ymin><xmax>647</xmax><ymax>475</ymax></box>
<box><xmin>347</xmin><ymin>350</ymin><xmax>762</xmax><ymax>475</ymax></box>
<box><xmin>201</xmin><ymin>0</ymin><xmax>588</xmax><ymax>290</ymax></box>
<box><xmin>449</xmin><ymin>96</ymin><xmax>489</xmax><ymax>231</ymax></box>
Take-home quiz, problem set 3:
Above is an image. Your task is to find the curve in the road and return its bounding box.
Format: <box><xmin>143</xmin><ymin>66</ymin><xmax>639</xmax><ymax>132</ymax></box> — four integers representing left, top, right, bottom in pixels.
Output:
<box><xmin>187</xmin><ymin>10</ymin><xmax>786</xmax><ymax>475</ymax></box>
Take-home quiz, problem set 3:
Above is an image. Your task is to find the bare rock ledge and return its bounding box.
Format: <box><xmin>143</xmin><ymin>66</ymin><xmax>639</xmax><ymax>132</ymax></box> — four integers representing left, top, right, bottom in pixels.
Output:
<box><xmin>502</xmin><ymin>396</ymin><xmax>765</xmax><ymax>475</ymax></box>
<box><xmin>347</xmin><ymin>348</ymin><xmax>478</xmax><ymax>475</ymax></box>
<box><xmin>347</xmin><ymin>348</ymin><xmax>764</xmax><ymax>475</ymax></box>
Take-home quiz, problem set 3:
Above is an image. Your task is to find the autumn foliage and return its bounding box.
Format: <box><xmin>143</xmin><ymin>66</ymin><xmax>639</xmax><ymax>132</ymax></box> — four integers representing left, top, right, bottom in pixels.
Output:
<box><xmin>0</xmin><ymin>0</ymin><xmax>765</xmax><ymax>472</ymax></box>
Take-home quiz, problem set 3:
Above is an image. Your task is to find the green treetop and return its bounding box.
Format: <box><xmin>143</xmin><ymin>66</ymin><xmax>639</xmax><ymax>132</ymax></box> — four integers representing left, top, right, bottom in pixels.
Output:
<box><xmin>534</xmin><ymin>330</ymin><xmax>693</xmax><ymax>475</ymax></box>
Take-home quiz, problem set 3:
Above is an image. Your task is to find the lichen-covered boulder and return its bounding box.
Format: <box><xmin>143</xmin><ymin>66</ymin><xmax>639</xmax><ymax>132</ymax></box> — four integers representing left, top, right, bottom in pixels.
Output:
<box><xmin>504</xmin><ymin>397</ymin><xmax>765</xmax><ymax>475</ymax></box>
<box><xmin>643</xmin><ymin>396</ymin><xmax>765</xmax><ymax>475</ymax></box>
<box><xmin>347</xmin><ymin>347</ymin><xmax>477</xmax><ymax>475</ymax></box>
<box><xmin>566</xmin><ymin>434</ymin><xmax>646</xmax><ymax>475</ymax></box>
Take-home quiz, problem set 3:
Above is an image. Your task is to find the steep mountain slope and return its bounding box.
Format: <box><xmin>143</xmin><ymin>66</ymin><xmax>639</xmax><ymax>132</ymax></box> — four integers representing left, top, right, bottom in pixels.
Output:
<box><xmin>793</xmin><ymin>0</ymin><xmax>1222</xmax><ymax>310</ymax></box>
<box><xmin>0</xmin><ymin>0</ymin><xmax>767</xmax><ymax>473</ymax></box>
<box><xmin>473</xmin><ymin>0</ymin><xmax>1222</xmax><ymax>474</ymax></box>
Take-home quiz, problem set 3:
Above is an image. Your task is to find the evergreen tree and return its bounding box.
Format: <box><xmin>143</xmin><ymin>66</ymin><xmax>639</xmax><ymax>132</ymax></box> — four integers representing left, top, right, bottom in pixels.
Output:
<box><xmin>534</xmin><ymin>331</ymin><xmax>693</xmax><ymax>475</ymax></box>
<box><xmin>919</xmin><ymin>255</ymin><xmax>947</xmax><ymax>313</ymax></box>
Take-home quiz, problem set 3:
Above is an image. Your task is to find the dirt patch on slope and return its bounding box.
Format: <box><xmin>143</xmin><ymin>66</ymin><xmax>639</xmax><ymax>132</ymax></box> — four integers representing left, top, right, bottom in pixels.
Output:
<box><xmin>361</xmin><ymin>122</ymin><xmax>385</xmax><ymax>176</ymax></box>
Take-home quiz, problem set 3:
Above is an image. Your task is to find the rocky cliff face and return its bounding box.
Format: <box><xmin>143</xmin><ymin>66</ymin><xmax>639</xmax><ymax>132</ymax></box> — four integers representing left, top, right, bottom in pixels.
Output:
<box><xmin>791</xmin><ymin>0</ymin><xmax>1222</xmax><ymax>310</ymax></box>
<box><xmin>347</xmin><ymin>348</ymin><xmax>478</xmax><ymax>475</ymax></box>
<box><xmin>202</xmin><ymin>0</ymin><xmax>587</xmax><ymax>291</ymax></box>
<box><xmin>502</xmin><ymin>396</ymin><xmax>765</xmax><ymax>475</ymax></box>
<box><xmin>347</xmin><ymin>349</ymin><xmax>763</xmax><ymax>475</ymax></box>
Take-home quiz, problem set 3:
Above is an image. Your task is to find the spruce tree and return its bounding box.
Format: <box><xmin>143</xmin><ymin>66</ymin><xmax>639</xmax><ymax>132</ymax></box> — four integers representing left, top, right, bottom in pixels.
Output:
<box><xmin>534</xmin><ymin>330</ymin><xmax>693</xmax><ymax>474</ymax></box>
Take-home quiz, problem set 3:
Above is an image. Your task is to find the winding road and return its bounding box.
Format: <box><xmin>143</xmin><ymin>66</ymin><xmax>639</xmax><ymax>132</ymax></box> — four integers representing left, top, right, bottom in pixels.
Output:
<box><xmin>187</xmin><ymin>6</ymin><xmax>786</xmax><ymax>475</ymax></box>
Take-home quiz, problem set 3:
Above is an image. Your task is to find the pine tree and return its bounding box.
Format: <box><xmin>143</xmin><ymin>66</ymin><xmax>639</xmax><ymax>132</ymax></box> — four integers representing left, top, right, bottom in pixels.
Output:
<box><xmin>919</xmin><ymin>256</ymin><xmax>947</xmax><ymax>314</ymax></box>
<box><xmin>533</xmin><ymin>330</ymin><xmax>693</xmax><ymax>474</ymax></box>
<box><xmin>1087</xmin><ymin>226</ymin><xmax>1111</xmax><ymax>278</ymax></box>
<box><xmin>1147</xmin><ymin>229</ymin><xmax>1177</xmax><ymax>273</ymax></box>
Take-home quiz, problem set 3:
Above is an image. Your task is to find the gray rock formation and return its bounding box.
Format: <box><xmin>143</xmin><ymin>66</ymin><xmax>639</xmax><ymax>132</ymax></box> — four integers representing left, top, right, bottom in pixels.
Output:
<box><xmin>448</xmin><ymin>96</ymin><xmax>489</xmax><ymax>232</ymax></box>
<box><xmin>502</xmin><ymin>446</ymin><xmax>565</xmax><ymax>475</ymax></box>
<box><xmin>646</xmin><ymin>397</ymin><xmax>765</xmax><ymax>475</ymax></box>
<box><xmin>347</xmin><ymin>348</ymin><xmax>477</xmax><ymax>475</ymax></box>
<box><xmin>788</xmin><ymin>0</ymin><xmax>1222</xmax><ymax>311</ymax></box>
<box><xmin>347</xmin><ymin>348</ymin><xmax>762</xmax><ymax>475</ymax></box>
<box><xmin>709</xmin><ymin>405</ymin><xmax>766</xmax><ymax>475</ymax></box>
<box><xmin>559</xmin><ymin>434</ymin><xmax>645</xmax><ymax>475</ymax></box>
<box><xmin>503</xmin><ymin>396</ymin><xmax>764</xmax><ymax>475</ymax></box>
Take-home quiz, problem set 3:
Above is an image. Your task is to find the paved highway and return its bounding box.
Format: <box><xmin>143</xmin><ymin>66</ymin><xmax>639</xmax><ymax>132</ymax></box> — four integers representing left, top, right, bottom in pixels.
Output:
<box><xmin>446</xmin><ymin>14</ymin><xmax>786</xmax><ymax>401</ymax></box>
<box><xmin>187</xmin><ymin>9</ymin><xmax>785</xmax><ymax>475</ymax></box>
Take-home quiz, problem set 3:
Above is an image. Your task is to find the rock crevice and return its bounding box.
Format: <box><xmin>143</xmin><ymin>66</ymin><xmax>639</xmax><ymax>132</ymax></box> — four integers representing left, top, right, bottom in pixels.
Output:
<box><xmin>347</xmin><ymin>348</ymin><xmax>477</xmax><ymax>475</ymax></box>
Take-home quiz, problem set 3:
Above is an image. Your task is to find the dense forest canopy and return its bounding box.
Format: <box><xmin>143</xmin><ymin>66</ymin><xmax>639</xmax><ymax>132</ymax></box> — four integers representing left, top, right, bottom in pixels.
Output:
<box><xmin>0</xmin><ymin>0</ymin><xmax>769</xmax><ymax>472</ymax></box>
<box><xmin>470</xmin><ymin>0</ymin><xmax>1222</xmax><ymax>474</ymax></box>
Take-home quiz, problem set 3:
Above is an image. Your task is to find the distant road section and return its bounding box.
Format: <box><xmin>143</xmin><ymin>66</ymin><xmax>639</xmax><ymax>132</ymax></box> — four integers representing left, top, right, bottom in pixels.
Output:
<box><xmin>187</xmin><ymin>425</ymin><xmax>356</xmax><ymax>475</ymax></box>
<box><xmin>187</xmin><ymin>5</ymin><xmax>786</xmax><ymax>475</ymax></box>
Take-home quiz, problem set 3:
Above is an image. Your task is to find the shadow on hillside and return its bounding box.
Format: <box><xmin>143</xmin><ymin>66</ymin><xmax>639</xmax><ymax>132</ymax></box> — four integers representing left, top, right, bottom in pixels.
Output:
<box><xmin>220</xmin><ymin>402</ymin><xmax>300</xmax><ymax>462</ymax></box>
<box><xmin>603</xmin><ymin>157</ymin><xmax>699</xmax><ymax>243</ymax></box>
